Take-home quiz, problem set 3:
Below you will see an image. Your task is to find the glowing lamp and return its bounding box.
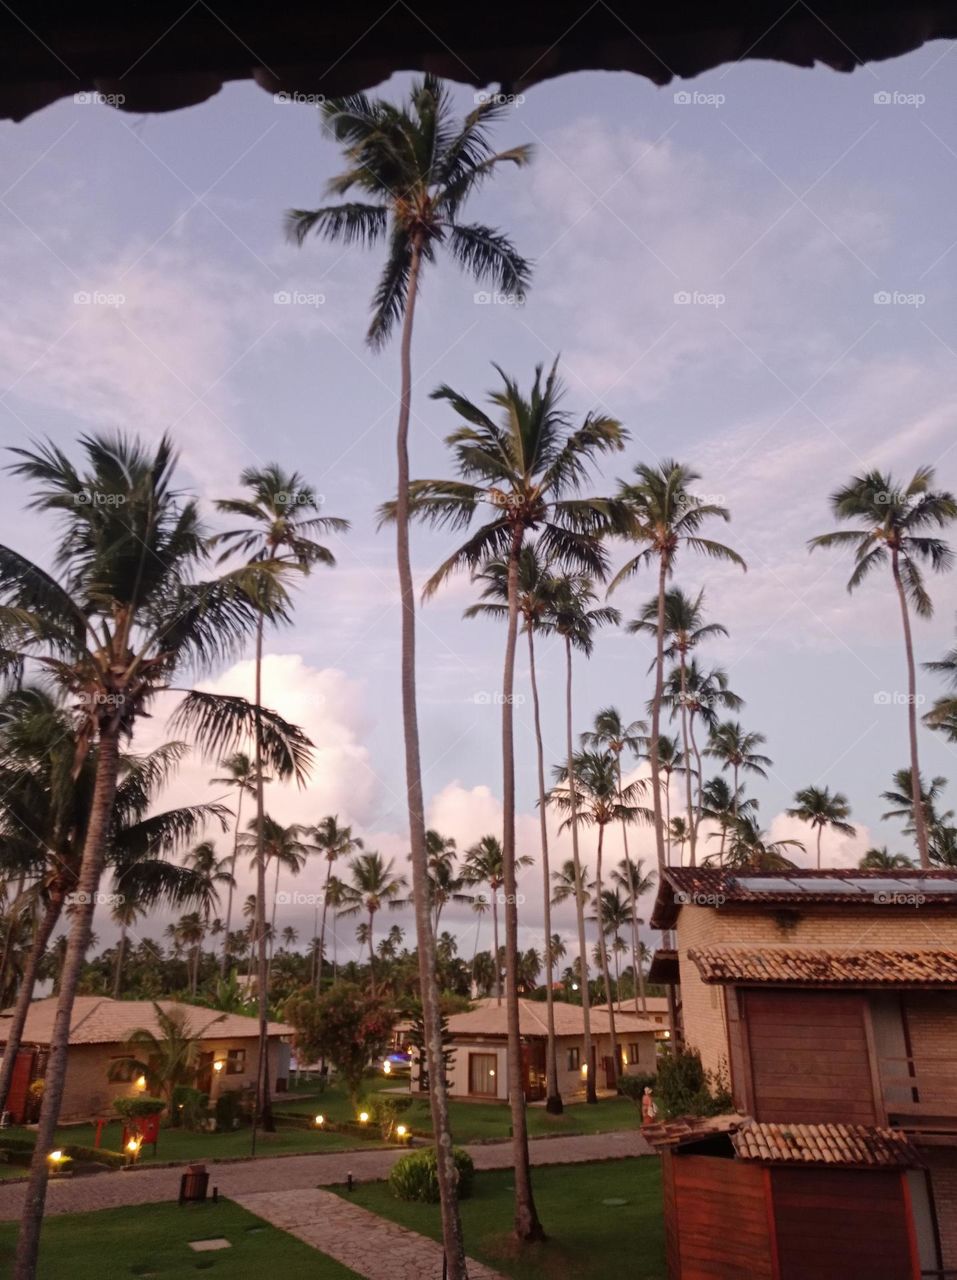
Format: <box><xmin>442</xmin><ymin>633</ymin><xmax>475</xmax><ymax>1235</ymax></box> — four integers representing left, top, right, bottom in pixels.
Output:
<box><xmin>358</xmin><ymin>1111</ymin><xmax>370</xmax><ymax>1124</ymax></box>
<box><xmin>213</xmin><ymin>1060</ymin><xmax>224</xmax><ymax>1073</ymax></box>
<box><xmin>48</xmin><ymin>1150</ymin><xmax>63</xmax><ymax>1166</ymax></box>
<box><xmin>315</xmin><ymin>1114</ymin><xmax>325</xmax><ymax>1127</ymax></box>
<box><xmin>135</xmin><ymin>1075</ymin><xmax>147</xmax><ymax>1090</ymax></box>
<box><xmin>383</xmin><ymin>1060</ymin><xmax>391</xmax><ymax>1075</ymax></box>
<box><xmin>488</xmin><ymin>1069</ymin><xmax>496</xmax><ymax>1077</ymax></box>
<box><xmin>126</xmin><ymin>1137</ymin><xmax>141</xmax><ymax>1154</ymax></box>
<box><xmin>580</xmin><ymin>1063</ymin><xmax>588</xmax><ymax>1077</ymax></box>
<box><xmin>396</xmin><ymin>1124</ymin><xmax>408</xmax><ymax>1138</ymax></box>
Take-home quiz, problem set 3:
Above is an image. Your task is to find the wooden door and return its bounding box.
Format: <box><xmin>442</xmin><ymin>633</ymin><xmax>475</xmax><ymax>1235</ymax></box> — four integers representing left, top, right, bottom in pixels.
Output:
<box><xmin>742</xmin><ymin>989</ymin><xmax>878</xmax><ymax>1123</ymax></box>
<box><xmin>5</xmin><ymin>1048</ymin><xmax>35</xmax><ymax>1123</ymax></box>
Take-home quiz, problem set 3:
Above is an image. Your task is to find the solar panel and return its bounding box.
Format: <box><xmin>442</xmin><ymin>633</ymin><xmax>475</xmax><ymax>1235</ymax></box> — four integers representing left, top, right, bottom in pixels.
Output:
<box><xmin>736</xmin><ymin>877</ymin><xmax>805</xmax><ymax>894</ymax></box>
<box><xmin>909</xmin><ymin>877</ymin><xmax>957</xmax><ymax>896</ymax></box>
<box><xmin>789</xmin><ymin>877</ymin><xmax>865</xmax><ymax>894</ymax></box>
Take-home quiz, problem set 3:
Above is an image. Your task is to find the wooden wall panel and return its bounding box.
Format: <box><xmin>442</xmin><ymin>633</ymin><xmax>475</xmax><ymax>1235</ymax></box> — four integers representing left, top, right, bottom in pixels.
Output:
<box><xmin>673</xmin><ymin>1155</ymin><xmax>774</xmax><ymax>1280</ymax></box>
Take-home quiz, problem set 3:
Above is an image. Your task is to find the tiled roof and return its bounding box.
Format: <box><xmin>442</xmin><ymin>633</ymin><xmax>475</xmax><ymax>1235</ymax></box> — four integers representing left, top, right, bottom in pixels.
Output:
<box><xmin>650</xmin><ymin>866</ymin><xmax>957</xmax><ymax>928</ymax></box>
<box><xmin>732</xmin><ymin>1122</ymin><xmax>923</xmax><ymax>1169</ymax></box>
<box><xmin>642</xmin><ymin>1114</ymin><xmax>922</xmax><ymax>1168</ymax></box>
<box><xmin>447</xmin><ymin>998</ymin><xmax>658</xmax><ymax>1039</ymax></box>
<box><xmin>688</xmin><ymin>945</ymin><xmax>957</xmax><ymax>986</ymax></box>
<box><xmin>0</xmin><ymin>997</ymin><xmax>293</xmax><ymax>1046</ymax></box>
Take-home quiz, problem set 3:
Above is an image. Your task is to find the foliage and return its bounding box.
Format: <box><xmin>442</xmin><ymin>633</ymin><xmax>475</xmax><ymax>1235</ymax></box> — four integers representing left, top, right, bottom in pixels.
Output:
<box><xmin>284</xmin><ymin>983</ymin><xmax>395</xmax><ymax>1103</ymax></box>
<box><xmin>171</xmin><ymin>1084</ymin><xmax>208</xmax><ymax>1131</ymax></box>
<box><xmin>654</xmin><ymin>1049</ymin><xmax>733</xmax><ymax>1118</ymax></box>
<box><xmin>367</xmin><ymin>1093</ymin><xmax>413</xmax><ymax>1139</ymax></box>
<box><xmin>387</xmin><ymin>1146</ymin><xmax>475</xmax><ymax>1203</ymax></box>
<box><xmin>107</xmin><ymin>1003</ymin><xmax>220</xmax><ymax>1108</ymax></box>
<box><xmin>214</xmin><ymin>1088</ymin><xmax>246</xmax><ymax>1131</ymax></box>
<box><xmin>617</xmin><ymin>1073</ymin><xmax>656</xmax><ymax>1107</ymax></box>
<box><xmin>112</xmin><ymin>1096</ymin><xmax>165</xmax><ymax>1119</ymax></box>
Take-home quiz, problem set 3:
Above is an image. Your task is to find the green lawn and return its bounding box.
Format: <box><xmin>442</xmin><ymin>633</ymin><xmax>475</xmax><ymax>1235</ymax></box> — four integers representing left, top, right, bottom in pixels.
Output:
<box><xmin>0</xmin><ymin>1199</ymin><xmax>360</xmax><ymax>1279</ymax></box>
<box><xmin>56</xmin><ymin>1119</ymin><xmax>372</xmax><ymax>1162</ymax></box>
<box><xmin>339</xmin><ymin>1158</ymin><xmax>665</xmax><ymax>1280</ymax></box>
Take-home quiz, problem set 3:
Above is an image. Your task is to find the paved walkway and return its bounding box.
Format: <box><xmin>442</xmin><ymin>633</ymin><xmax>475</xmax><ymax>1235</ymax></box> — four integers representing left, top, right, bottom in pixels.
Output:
<box><xmin>233</xmin><ymin>1187</ymin><xmax>505</xmax><ymax>1280</ymax></box>
<box><xmin>0</xmin><ymin>1129</ymin><xmax>650</xmax><ymax>1220</ymax></box>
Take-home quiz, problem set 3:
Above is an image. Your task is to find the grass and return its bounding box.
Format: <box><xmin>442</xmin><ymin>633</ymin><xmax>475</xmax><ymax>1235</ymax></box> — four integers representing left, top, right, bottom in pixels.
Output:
<box><xmin>338</xmin><ymin>1158</ymin><xmax>665</xmax><ymax>1280</ymax></box>
<box><xmin>0</xmin><ymin>1199</ymin><xmax>361</xmax><ymax>1279</ymax></box>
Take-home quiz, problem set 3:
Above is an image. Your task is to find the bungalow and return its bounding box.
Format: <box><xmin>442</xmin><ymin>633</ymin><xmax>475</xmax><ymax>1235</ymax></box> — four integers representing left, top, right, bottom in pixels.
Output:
<box><xmin>434</xmin><ymin>997</ymin><xmax>658</xmax><ymax>1101</ymax></box>
<box><xmin>594</xmin><ymin>996</ymin><xmax>672</xmax><ymax>1043</ymax></box>
<box><xmin>648</xmin><ymin>866</ymin><xmax>957</xmax><ymax>1278</ymax></box>
<box><xmin>0</xmin><ymin>996</ymin><xmax>293</xmax><ymax>1123</ymax></box>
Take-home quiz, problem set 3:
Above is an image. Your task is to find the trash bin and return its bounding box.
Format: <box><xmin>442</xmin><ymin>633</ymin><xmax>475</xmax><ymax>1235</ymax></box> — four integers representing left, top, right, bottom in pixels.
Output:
<box><xmin>179</xmin><ymin>1163</ymin><xmax>209</xmax><ymax>1203</ymax></box>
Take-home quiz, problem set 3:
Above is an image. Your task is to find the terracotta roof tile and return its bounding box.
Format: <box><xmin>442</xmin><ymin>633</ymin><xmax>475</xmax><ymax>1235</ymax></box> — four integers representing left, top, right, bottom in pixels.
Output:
<box><xmin>447</xmin><ymin>998</ymin><xmax>658</xmax><ymax>1039</ymax></box>
<box><xmin>688</xmin><ymin>945</ymin><xmax>957</xmax><ymax>986</ymax></box>
<box><xmin>0</xmin><ymin>997</ymin><xmax>293</xmax><ymax>1046</ymax></box>
<box><xmin>732</xmin><ymin>1122</ymin><xmax>923</xmax><ymax>1168</ymax></box>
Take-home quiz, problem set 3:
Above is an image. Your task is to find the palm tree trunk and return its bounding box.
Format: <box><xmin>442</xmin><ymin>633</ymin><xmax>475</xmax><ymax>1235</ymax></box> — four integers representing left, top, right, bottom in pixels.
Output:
<box><xmin>502</xmin><ymin>532</ymin><xmax>544</xmax><ymax>1241</ymax></box>
<box><xmin>367</xmin><ymin>908</ymin><xmax>376</xmax><ymax>996</ymax></box>
<box><xmin>221</xmin><ymin>787</ymin><xmax>245</xmax><ymax>978</ymax></box>
<box><xmin>112</xmin><ymin>920</ymin><xmax>127</xmax><ymax>1000</ymax></box>
<box><xmin>565</xmin><ymin>636</ymin><xmax>597</xmax><ymax>1105</ymax></box>
<box><xmin>527</xmin><ymin>626</ymin><xmax>562</xmax><ymax>1114</ymax></box>
<box><xmin>267</xmin><ymin>857</ymin><xmax>280</xmax><ymax>985</ymax></box>
<box><xmin>0</xmin><ymin>891</ymin><xmax>64</xmax><ymax>1116</ymax></box>
<box><xmin>648</xmin><ymin>556</ymin><xmax>668</xmax><ymax>875</ymax></box>
<box><xmin>733</xmin><ymin>763</ymin><xmax>740</xmax><ymax>819</ymax></box>
<box><xmin>688</xmin><ymin>714</ymin><xmax>705</xmax><ymax>853</ymax></box>
<box><xmin>593</xmin><ymin>824</ymin><xmax>619</xmax><ymax>1086</ymax></box>
<box><xmin>678</xmin><ymin>653</ymin><xmax>696</xmax><ymax>865</ymax></box>
<box><xmin>394</xmin><ymin>232</ymin><xmax>468</xmax><ymax>1277</ymax></box>
<box><xmin>491</xmin><ymin>892</ymin><xmax>501</xmax><ymax>1005</ymax></box>
<box><xmin>15</xmin><ymin>729</ymin><xmax>120</xmax><ymax>1280</ymax></box>
<box><xmin>316</xmin><ymin>861</ymin><xmax>333</xmax><ymax>993</ymax></box>
<box><xmin>891</xmin><ymin>550</ymin><xmax>931</xmax><ymax>868</ymax></box>
<box><xmin>252</xmin><ymin>613</ymin><xmax>274</xmax><ymax>1151</ymax></box>
<box><xmin>617</xmin><ymin>762</ymin><xmax>643</xmax><ymax>1018</ymax></box>
<box><xmin>816</xmin><ymin>825</ymin><xmax>823</xmax><ymax>871</ymax></box>
<box><xmin>0</xmin><ymin>874</ymin><xmax>27</xmax><ymax>1000</ymax></box>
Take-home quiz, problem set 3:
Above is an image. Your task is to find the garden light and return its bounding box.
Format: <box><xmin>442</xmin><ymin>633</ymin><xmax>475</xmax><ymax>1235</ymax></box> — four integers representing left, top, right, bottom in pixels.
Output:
<box><xmin>358</xmin><ymin>1111</ymin><xmax>370</xmax><ymax>1124</ymax></box>
<box><xmin>47</xmin><ymin>1150</ymin><xmax>63</xmax><ymax>1167</ymax></box>
<box><xmin>396</xmin><ymin>1124</ymin><xmax>407</xmax><ymax>1137</ymax></box>
<box><xmin>126</xmin><ymin>1136</ymin><xmax>142</xmax><ymax>1154</ymax></box>
<box><xmin>581</xmin><ymin>1063</ymin><xmax>588</xmax><ymax>1077</ymax></box>
<box><xmin>315</xmin><ymin>1114</ymin><xmax>325</xmax><ymax>1127</ymax></box>
<box><xmin>213</xmin><ymin>1060</ymin><xmax>224</xmax><ymax>1073</ymax></box>
<box><xmin>383</xmin><ymin>1060</ymin><xmax>391</xmax><ymax>1074</ymax></box>
<box><xmin>135</xmin><ymin>1075</ymin><xmax>147</xmax><ymax>1090</ymax></box>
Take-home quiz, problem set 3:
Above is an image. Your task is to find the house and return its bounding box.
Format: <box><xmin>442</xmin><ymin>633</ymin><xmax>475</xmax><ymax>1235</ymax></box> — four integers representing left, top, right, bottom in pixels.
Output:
<box><xmin>593</xmin><ymin>996</ymin><xmax>672</xmax><ymax>1042</ymax></box>
<box><xmin>431</xmin><ymin>997</ymin><xmax>658</xmax><ymax>1101</ymax></box>
<box><xmin>649</xmin><ymin>866</ymin><xmax>957</xmax><ymax>1278</ymax></box>
<box><xmin>0</xmin><ymin>996</ymin><xmax>294</xmax><ymax>1124</ymax></box>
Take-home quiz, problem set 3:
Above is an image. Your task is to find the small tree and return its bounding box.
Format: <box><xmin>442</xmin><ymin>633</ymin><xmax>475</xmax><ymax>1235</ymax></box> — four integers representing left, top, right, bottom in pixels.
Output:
<box><xmin>284</xmin><ymin>983</ymin><xmax>394</xmax><ymax>1104</ymax></box>
<box><xmin>407</xmin><ymin>1000</ymin><xmax>454</xmax><ymax>1092</ymax></box>
<box><xmin>107</xmin><ymin>1004</ymin><xmax>222</xmax><ymax>1109</ymax></box>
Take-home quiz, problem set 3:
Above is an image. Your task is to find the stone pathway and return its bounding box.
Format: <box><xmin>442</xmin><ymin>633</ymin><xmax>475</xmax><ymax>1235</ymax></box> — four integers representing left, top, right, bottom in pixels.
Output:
<box><xmin>233</xmin><ymin>1187</ymin><xmax>505</xmax><ymax>1280</ymax></box>
<box><xmin>0</xmin><ymin>1129</ymin><xmax>650</xmax><ymax>1220</ymax></box>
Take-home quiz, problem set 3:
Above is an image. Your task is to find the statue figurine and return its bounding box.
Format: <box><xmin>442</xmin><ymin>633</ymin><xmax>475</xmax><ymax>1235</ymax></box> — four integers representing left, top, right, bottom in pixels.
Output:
<box><xmin>641</xmin><ymin>1085</ymin><xmax>658</xmax><ymax>1124</ymax></box>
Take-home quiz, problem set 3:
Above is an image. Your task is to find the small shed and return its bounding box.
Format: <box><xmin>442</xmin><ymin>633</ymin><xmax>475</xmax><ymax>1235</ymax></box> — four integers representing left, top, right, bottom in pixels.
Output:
<box><xmin>645</xmin><ymin>1116</ymin><xmax>925</xmax><ymax>1280</ymax></box>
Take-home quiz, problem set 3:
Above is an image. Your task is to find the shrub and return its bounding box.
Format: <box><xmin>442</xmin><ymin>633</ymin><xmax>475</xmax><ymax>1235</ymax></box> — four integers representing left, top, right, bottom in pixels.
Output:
<box><xmin>368</xmin><ymin>1093</ymin><xmax>413</xmax><ymax>1139</ymax></box>
<box><xmin>387</xmin><ymin>1146</ymin><xmax>474</xmax><ymax>1203</ymax></box>
<box><xmin>617</xmin><ymin>1072</ymin><xmax>656</xmax><ymax>1107</ymax></box>
<box><xmin>171</xmin><ymin>1085</ymin><xmax>209</xmax><ymax>1130</ymax></box>
<box><xmin>114</xmin><ymin>1096</ymin><xmax>166</xmax><ymax>1120</ymax></box>
<box><xmin>655</xmin><ymin>1049</ymin><xmax>732</xmax><ymax>1118</ymax></box>
<box><xmin>63</xmin><ymin>1143</ymin><xmax>126</xmax><ymax>1169</ymax></box>
<box><xmin>214</xmin><ymin>1088</ymin><xmax>245</xmax><ymax>1131</ymax></box>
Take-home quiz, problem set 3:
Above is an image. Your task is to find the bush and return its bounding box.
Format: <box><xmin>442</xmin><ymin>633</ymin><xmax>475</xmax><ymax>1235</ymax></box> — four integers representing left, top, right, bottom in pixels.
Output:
<box><xmin>171</xmin><ymin>1085</ymin><xmax>208</xmax><ymax>1130</ymax></box>
<box><xmin>387</xmin><ymin>1146</ymin><xmax>474</xmax><ymax>1203</ymax></box>
<box><xmin>655</xmin><ymin>1049</ymin><xmax>732</xmax><ymax>1118</ymax></box>
<box><xmin>113</xmin><ymin>1096</ymin><xmax>166</xmax><ymax>1120</ymax></box>
<box><xmin>63</xmin><ymin>1143</ymin><xmax>126</xmax><ymax>1169</ymax></box>
<box><xmin>617</xmin><ymin>1072</ymin><xmax>656</xmax><ymax>1106</ymax></box>
<box><xmin>214</xmin><ymin>1088</ymin><xmax>245</xmax><ymax>1131</ymax></box>
<box><xmin>368</xmin><ymin>1093</ymin><xmax>412</xmax><ymax>1139</ymax></box>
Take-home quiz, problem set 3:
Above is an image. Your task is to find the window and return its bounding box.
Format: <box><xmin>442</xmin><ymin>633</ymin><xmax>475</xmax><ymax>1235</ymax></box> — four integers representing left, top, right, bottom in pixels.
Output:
<box><xmin>628</xmin><ymin>1044</ymin><xmax>640</xmax><ymax>1066</ymax></box>
<box><xmin>109</xmin><ymin>1057</ymin><xmax>136</xmax><ymax>1083</ymax></box>
<box><xmin>566</xmin><ymin>1046</ymin><xmax>581</xmax><ymax>1072</ymax></box>
<box><xmin>468</xmin><ymin>1053</ymin><xmax>498</xmax><ymax>1097</ymax></box>
<box><xmin>226</xmin><ymin>1048</ymin><xmax>246</xmax><ymax>1076</ymax></box>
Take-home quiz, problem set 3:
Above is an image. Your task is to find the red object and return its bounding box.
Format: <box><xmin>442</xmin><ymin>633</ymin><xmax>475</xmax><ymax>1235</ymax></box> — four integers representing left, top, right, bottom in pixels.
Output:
<box><xmin>6</xmin><ymin>1050</ymin><xmax>35</xmax><ymax>1124</ymax></box>
<box><xmin>139</xmin><ymin>1113</ymin><xmax>160</xmax><ymax>1145</ymax></box>
<box><xmin>93</xmin><ymin>1118</ymin><xmax>107</xmax><ymax>1149</ymax></box>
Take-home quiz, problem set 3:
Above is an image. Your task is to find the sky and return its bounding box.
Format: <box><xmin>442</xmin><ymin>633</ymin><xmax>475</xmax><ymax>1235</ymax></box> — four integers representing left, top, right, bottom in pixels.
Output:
<box><xmin>2</xmin><ymin>43</ymin><xmax>957</xmax><ymax>969</ymax></box>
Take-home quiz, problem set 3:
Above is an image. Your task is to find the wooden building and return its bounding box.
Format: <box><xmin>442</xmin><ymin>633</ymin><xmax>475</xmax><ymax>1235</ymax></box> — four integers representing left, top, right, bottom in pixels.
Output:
<box><xmin>649</xmin><ymin>868</ymin><xmax>957</xmax><ymax>1277</ymax></box>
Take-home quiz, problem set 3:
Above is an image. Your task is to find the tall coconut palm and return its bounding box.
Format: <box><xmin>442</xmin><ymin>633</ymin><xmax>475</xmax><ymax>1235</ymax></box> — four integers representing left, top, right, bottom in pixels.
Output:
<box><xmin>665</xmin><ymin>662</ymin><xmax>742</xmax><ymax>846</ymax></box>
<box><xmin>181</xmin><ymin>841</ymin><xmax>233</xmax><ymax>992</ymax></box>
<box><xmin>399</xmin><ymin>360</ymin><xmax>623</xmax><ymax>1215</ymax></box>
<box><xmin>549</xmin><ymin>749</ymin><xmax>649</xmax><ymax>1084</ymax></box>
<box><xmin>422</xmin><ymin>830</ymin><xmax>473</xmax><ymax>933</ymax></box>
<box><xmin>809</xmin><ymin>466</ymin><xmax>957</xmax><ymax>867</ymax></box>
<box><xmin>210</xmin><ymin>753</ymin><xmax>261</xmax><ymax>977</ymax></box>
<box><xmin>630</xmin><ymin>589</ymin><xmax>727</xmax><ymax>864</ymax></box>
<box><xmin>304</xmin><ymin>816</ymin><xmax>364</xmax><ymax>992</ymax></box>
<box><xmin>213</xmin><ymin>463</ymin><xmax>345</xmax><ymax>1135</ymax></box>
<box><xmin>656</xmin><ymin>734</ymin><xmax>685</xmax><ymax>864</ymax></box>
<box><xmin>582</xmin><ymin>709</ymin><xmax>648</xmax><ymax>1016</ymax></box>
<box><xmin>725</xmin><ymin>815</ymin><xmax>804</xmax><ymax>871</ymax></box>
<box><xmin>610</xmin><ymin>857</ymin><xmax>656</xmax><ymax>1014</ymax></box>
<box><xmin>0</xmin><ymin>434</ymin><xmax>312</xmax><ymax>1279</ymax></box>
<box><xmin>591</xmin><ymin>889</ymin><xmax>632</xmax><ymax>992</ymax></box>
<box><xmin>706</xmin><ymin>722</ymin><xmax>772</xmax><ymax>821</ymax></box>
<box><xmin>463</xmin><ymin>836</ymin><xmax>533</xmax><ymax>1006</ymax></box>
<box><xmin>700</xmin><ymin>776</ymin><xmax>757</xmax><ymax>865</ymax></box>
<box><xmin>335</xmin><ymin>852</ymin><xmax>407</xmax><ymax>995</ymax></box>
<box><xmin>785</xmin><ymin>786</ymin><xmax>855</xmax><ymax>869</ymax></box>
<box><xmin>239</xmin><ymin>815</ymin><xmax>307</xmax><ymax>979</ymax></box>
<box><xmin>859</xmin><ymin>846</ymin><xmax>915</xmax><ymax>870</ymax></box>
<box><xmin>925</xmin><ymin>629</ymin><xmax>957</xmax><ymax>741</ymax></box>
<box><xmin>465</xmin><ymin>544</ymin><xmax>566</xmax><ymax>1113</ymax></box>
<box><xmin>288</xmin><ymin>76</ymin><xmax>531</xmax><ymax>1272</ymax></box>
<box><xmin>549</xmin><ymin>574</ymin><xmax>620</xmax><ymax>1102</ymax></box>
<box><xmin>610</xmin><ymin>461</ymin><xmax>746</xmax><ymax>879</ymax></box>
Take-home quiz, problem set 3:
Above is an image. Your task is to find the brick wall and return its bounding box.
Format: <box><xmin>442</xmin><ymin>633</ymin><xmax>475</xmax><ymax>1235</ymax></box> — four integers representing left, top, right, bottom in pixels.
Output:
<box><xmin>924</xmin><ymin>1148</ymin><xmax>957</xmax><ymax>1271</ymax></box>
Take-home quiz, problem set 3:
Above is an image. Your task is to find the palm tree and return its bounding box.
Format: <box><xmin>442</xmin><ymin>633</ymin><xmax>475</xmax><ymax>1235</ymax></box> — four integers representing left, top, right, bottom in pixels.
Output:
<box><xmin>724</xmin><ymin>815</ymin><xmax>804</xmax><ymax>871</ymax></box>
<box><xmin>630</xmin><ymin>589</ymin><xmax>727</xmax><ymax>863</ymax></box>
<box><xmin>108</xmin><ymin>1004</ymin><xmax>223</xmax><ymax>1107</ymax></box>
<box><xmin>591</xmin><ymin>889</ymin><xmax>632</xmax><ymax>991</ymax></box>
<box><xmin>610</xmin><ymin>857</ymin><xmax>655</xmax><ymax>1014</ymax></box>
<box><xmin>610</xmin><ymin>461</ymin><xmax>746</xmax><ymax>877</ymax></box>
<box><xmin>549</xmin><ymin>749</ymin><xmax>649</xmax><ymax>1085</ymax></box>
<box><xmin>463</xmin><ymin>836</ymin><xmax>532</xmax><ymax>1005</ymax></box>
<box><xmin>546</xmin><ymin>933</ymin><xmax>567</xmax><ymax>970</ymax></box>
<box><xmin>336</xmin><ymin>852</ymin><xmax>407</xmax><ymax>995</ymax></box>
<box><xmin>700</xmin><ymin>775</ymin><xmax>757</xmax><ymax>865</ymax></box>
<box><xmin>656</xmin><ymin>734</ymin><xmax>685</xmax><ymax>864</ymax></box>
<box><xmin>809</xmin><ymin>466</ymin><xmax>957</xmax><ymax>867</ymax></box>
<box><xmin>210</xmin><ymin>753</ymin><xmax>260</xmax><ymax>977</ymax></box>
<box><xmin>925</xmin><ymin>628</ymin><xmax>957</xmax><ymax>740</ymax></box>
<box><xmin>239</xmin><ymin>816</ymin><xmax>307</xmax><ymax>979</ymax></box>
<box><xmin>213</xmin><ymin>463</ymin><xmax>345</xmax><ymax>1137</ymax></box>
<box><xmin>288</xmin><ymin>76</ymin><xmax>531</xmax><ymax>1269</ymax></box>
<box><xmin>181</xmin><ymin>841</ymin><xmax>233</xmax><ymax>992</ymax></box>
<box><xmin>0</xmin><ymin>434</ymin><xmax>311</xmax><ymax>1278</ymax></box>
<box><xmin>859</xmin><ymin>846</ymin><xmax>915</xmax><ymax>870</ymax></box>
<box><xmin>785</xmin><ymin>786</ymin><xmax>855</xmax><ymax>869</ymax></box>
<box><xmin>581</xmin><ymin>709</ymin><xmax>650</xmax><ymax>1016</ymax></box>
<box><xmin>550</xmin><ymin>574</ymin><xmax>620</xmax><ymax>1102</ymax></box>
<box><xmin>706</xmin><ymin>722</ymin><xmax>772</xmax><ymax>823</ymax></box>
<box><xmin>466</xmin><ymin>544</ymin><xmax>566</xmax><ymax>1113</ymax></box>
<box><xmin>304</xmin><ymin>816</ymin><xmax>364</xmax><ymax>992</ymax></box>
<box><xmin>422</xmin><ymin>830</ymin><xmax>473</xmax><ymax>933</ymax></box>
<box><xmin>401</xmin><ymin>361</ymin><xmax>623</xmax><ymax>1191</ymax></box>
